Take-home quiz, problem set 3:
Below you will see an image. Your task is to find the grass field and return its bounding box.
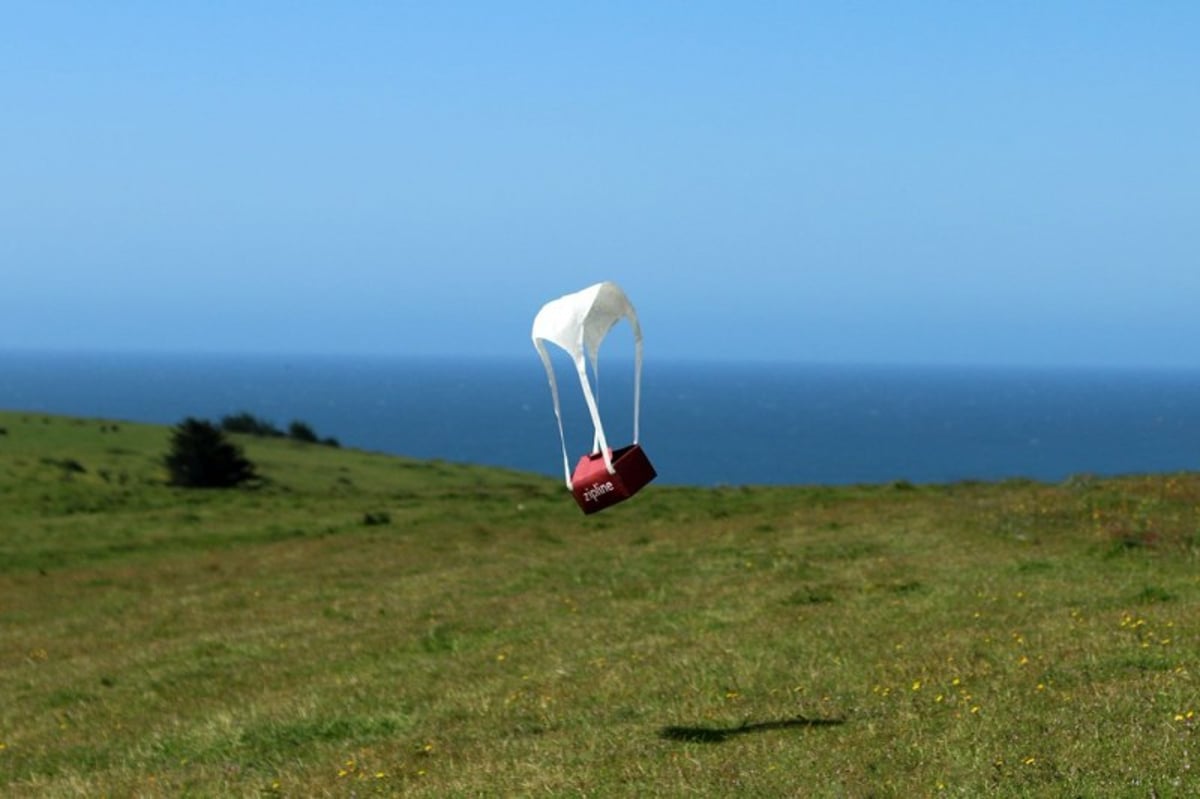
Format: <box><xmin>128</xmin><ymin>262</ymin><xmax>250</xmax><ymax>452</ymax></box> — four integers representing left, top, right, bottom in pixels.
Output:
<box><xmin>1</xmin><ymin>409</ymin><xmax>1198</xmax><ymax>797</ymax></box>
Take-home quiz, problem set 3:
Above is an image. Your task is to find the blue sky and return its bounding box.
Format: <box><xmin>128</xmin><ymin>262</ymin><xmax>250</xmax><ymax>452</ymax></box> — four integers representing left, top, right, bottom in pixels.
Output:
<box><xmin>3</xmin><ymin>3</ymin><xmax>1197</xmax><ymax>367</ymax></box>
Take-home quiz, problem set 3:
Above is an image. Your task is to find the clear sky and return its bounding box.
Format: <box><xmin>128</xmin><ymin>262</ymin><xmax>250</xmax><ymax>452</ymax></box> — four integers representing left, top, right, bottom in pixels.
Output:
<box><xmin>3</xmin><ymin>3</ymin><xmax>1197</xmax><ymax>367</ymax></box>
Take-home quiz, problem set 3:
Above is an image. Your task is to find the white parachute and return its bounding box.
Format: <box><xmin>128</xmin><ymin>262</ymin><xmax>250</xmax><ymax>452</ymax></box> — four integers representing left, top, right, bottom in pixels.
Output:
<box><xmin>531</xmin><ymin>281</ymin><xmax>644</xmax><ymax>487</ymax></box>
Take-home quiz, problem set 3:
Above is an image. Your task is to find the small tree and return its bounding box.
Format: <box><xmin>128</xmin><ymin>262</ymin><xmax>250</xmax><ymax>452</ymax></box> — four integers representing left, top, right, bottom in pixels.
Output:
<box><xmin>165</xmin><ymin>417</ymin><xmax>258</xmax><ymax>488</ymax></box>
<box><xmin>287</xmin><ymin>420</ymin><xmax>319</xmax><ymax>444</ymax></box>
<box><xmin>220</xmin><ymin>411</ymin><xmax>283</xmax><ymax>438</ymax></box>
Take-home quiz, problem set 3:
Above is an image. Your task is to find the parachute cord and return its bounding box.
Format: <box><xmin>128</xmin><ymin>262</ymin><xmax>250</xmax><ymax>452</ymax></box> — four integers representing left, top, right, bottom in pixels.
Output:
<box><xmin>590</xmin><ymin>353</ymin><xmax>602</xmax><ymax>454</ymax></box>
<box><xmin>576</xmin><ymin>354</ymin><xmax>615</xmax><ymax>474</ymax></box>
<box><xmin>535</xmin><ymin>342</ymin><xmax>572</xmax><ymax>487</ymax></box>
<box><xmin>633</xmin><ymin>328</ymin><xmax>642</xmax><ymax>445</ymax></box>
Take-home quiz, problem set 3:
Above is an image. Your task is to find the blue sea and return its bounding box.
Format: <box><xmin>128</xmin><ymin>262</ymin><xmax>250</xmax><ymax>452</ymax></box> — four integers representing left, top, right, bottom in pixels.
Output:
<box><xmin>2</xmin><ymin>350</ymin><xmax>1199</xmax><ymax>487</ymax></box>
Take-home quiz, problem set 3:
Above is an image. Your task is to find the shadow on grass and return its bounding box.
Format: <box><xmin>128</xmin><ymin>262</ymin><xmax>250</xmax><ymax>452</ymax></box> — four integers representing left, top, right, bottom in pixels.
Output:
<box><xmin>658</xmin><ymin>715</ymin><xmax>846</xmax><ymax>743</ymax></box>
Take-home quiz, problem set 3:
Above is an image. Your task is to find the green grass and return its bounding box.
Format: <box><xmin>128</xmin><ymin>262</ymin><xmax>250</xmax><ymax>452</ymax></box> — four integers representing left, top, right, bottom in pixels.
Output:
<box><xmin>1</xmin><ymin>409</ymin><xmax>1198</xmax><ymax>796</ymax></box>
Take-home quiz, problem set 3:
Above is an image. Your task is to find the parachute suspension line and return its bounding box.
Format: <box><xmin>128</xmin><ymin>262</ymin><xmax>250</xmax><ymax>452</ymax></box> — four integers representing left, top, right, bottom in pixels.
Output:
<box><xmin>633</xmin><ymin>330</ymin><xmax>642</xmax><ymax>445</ymax></box>
<box><xmin>575</xmin><ymin>353</ymin><xmax>615</xmax><ymax>474</ymax></box>
<box><xmin>590</xmin><ymin>350</ymin><xmax>602</xmax><ymax>455</ymax></box>
<box><xmin>535</xmin><ymin>343</ymin><xmax>573</xmax><ymax>487</ymax></box>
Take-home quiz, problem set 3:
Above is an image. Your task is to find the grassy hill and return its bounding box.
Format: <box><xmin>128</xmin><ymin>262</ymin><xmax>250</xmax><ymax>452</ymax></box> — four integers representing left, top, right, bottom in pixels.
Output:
<box><xmin>1</xmin><ymin>409</ymin><xmax>1198</xmax><ymax>797</ymax></box>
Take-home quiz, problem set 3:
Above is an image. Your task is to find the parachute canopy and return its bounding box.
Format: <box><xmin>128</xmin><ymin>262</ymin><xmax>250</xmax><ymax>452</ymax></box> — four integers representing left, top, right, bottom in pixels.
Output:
<box><xmin>531</xmin><ymin>281</ymin><xmax>643</xmax><ymax>487</ymax></box>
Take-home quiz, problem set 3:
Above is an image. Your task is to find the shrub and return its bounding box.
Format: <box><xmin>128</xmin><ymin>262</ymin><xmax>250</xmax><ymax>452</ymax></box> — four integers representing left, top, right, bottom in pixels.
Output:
<box><xmin>288</xmin><ymin>420</ymin><xmax>319</xmax><ymax>444</ymax></box>
<box><xmin>40</xmin><ymin>457</ymin><xmax>86</xmax><ymax>475</ymax></box>
<box><xmin>220</xmin><ymin>412</ymin><xmax>283</xmax><ymax>438</ymax></box>
<box><xmin>165</xmin><ymin>418</ymin><xmax>259</xmax><ymax>488</ymax></box>
<box><xmin>219</xmin><ymin>412</ymin><xmax>339</xmax><ymax>447</ymax></box>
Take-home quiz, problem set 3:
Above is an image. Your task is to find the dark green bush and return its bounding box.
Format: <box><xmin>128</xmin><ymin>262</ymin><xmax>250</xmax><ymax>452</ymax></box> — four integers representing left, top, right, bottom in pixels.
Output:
<box><xmin>220</xmin><ymin>412</ymin><xmax>283</xmax><ymax>438</ymax></box>
<box><xmin>165</xmin><ymin>418</ymin><xmax>259</xmax><ymax>488</ymax></box>
<box><xmin>218</xmin><ymin>412</ymin><xmax>339</xmax><ymax>447</ymax></box>
<box><xmin>287</xmin><ymin>421</ymin><xmax>319</xmax><ymax>444</ymax></box>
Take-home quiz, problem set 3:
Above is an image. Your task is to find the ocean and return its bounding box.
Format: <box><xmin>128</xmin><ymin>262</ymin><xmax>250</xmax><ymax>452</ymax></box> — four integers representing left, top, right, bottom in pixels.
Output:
<box><xmin>2</xmin><ymin>350</ymin><xmax>1199</xmax><ymax>487</ymax></box>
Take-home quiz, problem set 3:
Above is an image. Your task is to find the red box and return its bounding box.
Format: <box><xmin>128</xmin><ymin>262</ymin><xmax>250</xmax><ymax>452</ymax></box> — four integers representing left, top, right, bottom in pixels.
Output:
<box><xmin>570</xmin><ymin>444</ymin><xmax>657</xmax><ymax>514</ymax></box>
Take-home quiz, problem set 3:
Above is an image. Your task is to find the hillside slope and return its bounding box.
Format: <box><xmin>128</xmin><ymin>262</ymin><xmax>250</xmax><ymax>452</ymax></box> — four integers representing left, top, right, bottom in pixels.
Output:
<box><xmin>1</xmin><ymin>410</ymin><xmax>1198</xmax><ymax>796</ymax></box>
